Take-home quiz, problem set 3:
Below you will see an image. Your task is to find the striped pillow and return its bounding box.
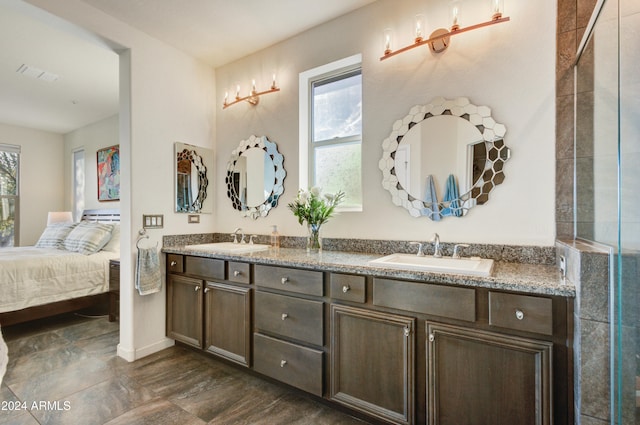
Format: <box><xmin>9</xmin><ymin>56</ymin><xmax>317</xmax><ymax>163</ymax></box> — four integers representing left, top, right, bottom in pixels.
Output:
<box><xmin>35</xmin><ymin>223</ymin><xmax>77</xmax><ymax>248</ymax></box>
<box><xmin>63</xmin><ymin>222</ymin><xmax>114</xmax><ymax>255</ymax></box>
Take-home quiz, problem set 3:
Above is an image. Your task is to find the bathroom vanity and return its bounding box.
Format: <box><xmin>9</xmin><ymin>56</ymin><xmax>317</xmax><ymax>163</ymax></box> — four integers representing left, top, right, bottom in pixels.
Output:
<box><xmin>163</xmin><ymin>246</ymin><xmax>573</xmax><ymax>425</ymax></box>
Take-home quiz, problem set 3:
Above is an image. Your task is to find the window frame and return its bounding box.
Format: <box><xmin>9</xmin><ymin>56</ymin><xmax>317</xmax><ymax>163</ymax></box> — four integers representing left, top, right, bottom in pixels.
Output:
<box><xmin>299</xmin><ymin>54</ymin><xmax>363</xmax><ymax>212</ymax></box>
<box><xmin>0</xmin><ymin>143</ymin><xmax>20</xmax><ymax>247</ymax></box>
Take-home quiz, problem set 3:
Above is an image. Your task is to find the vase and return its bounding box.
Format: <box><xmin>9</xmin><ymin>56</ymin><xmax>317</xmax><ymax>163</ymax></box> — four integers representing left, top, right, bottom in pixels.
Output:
<box><xmin>306</xmin><ymin>223</ymin><xmax>322</xmax><ymax>252</ymax></box>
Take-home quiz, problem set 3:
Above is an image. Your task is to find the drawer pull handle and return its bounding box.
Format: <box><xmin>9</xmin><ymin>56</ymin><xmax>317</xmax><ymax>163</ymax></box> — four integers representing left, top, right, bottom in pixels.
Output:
<box><xmin>515</xmin><ymin>309</ymin><xmax>525</xmax><ymax>320</ymax></box>
<box><xmin>281</xmin><ymin>313</ymin><xmax>288</xmax><ymax>320</ymax></box>
<box><xmin>233</xmin><ymin>270</ymin><xmax>241</xmax><ymax>277</ymax></box>
<box><xmin>281</xmin><ymin>277</ymin><xmax>289</xmax><ymax>284</ymax></box>
<box><xmin>170</xmin><ymin>261</ymin><xmax>177</xmax><ymax>267</ymax></box>
<box><xmin>195</xmin><ymin>286</ymin><xmax>200</xmax><ymax>292</ymax></box>
<box><xmin>342</xmin><ymin>285</ymin><xmax>350</xmax><ymax>293</ymax></box>
<box><xmin>280</xmin><ymin>360</ymin><xmax>287</xmax><ymax>368</ymax></box>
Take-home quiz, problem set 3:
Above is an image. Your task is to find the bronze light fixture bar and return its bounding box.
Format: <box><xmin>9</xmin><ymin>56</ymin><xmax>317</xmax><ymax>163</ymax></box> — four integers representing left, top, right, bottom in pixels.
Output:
<box><xmin>223</xmin><ymin>77</ymin><xmax>280</xmax><ymax>109</ymax></box>
<box><xmin>380</xmin><ymin>16</ymin><xmax>510</xmax><ymax>61</ymax></box>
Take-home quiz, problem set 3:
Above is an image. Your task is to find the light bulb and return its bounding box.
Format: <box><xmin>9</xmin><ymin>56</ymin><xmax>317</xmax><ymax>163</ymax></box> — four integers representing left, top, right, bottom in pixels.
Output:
<box><xmin>414</xmin><ymin>14</ymin><xmax>424</xmax><ymax>42</ymax></box>
<box><xmin>383</xmin><ymin>28</ymin><xmax>393</xmax><ymax>54</ymax></box>
<box><xmin>451</xmin><ymin>4</ymin><xmax>461</xmax><ymax>31</ymax></box>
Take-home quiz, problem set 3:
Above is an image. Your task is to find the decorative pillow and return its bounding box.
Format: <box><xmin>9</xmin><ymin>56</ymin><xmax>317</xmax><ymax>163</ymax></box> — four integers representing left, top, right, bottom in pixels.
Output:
<box><xmin>102</xmin><ymin>223</ymin><xmax>120</xmax><ymax>253</ymax></box>
<box><xmin>35</xmin><ymin>223</ymin><xmax>77</xmax><ymax>248</ymax></box>
<box><xmin>63</xmin><ymin>222</ymin><xmax>114</xmax><ymax>255</ymax></box>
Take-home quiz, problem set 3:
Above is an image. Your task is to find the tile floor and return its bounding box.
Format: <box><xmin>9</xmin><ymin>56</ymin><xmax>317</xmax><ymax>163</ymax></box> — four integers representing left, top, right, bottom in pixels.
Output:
<box><xmin>0</xmin><ymin>314</ymin><xmax>369</xmax><ymax>425</ymax></box>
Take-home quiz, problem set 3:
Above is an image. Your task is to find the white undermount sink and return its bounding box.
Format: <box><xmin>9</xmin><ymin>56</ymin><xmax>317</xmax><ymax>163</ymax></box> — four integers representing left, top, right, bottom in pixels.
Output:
<box><xmin>368</xmin><ymin>253</ymin><xmax>494</xmax><ymax>277</ymax></box>
<box><xmin>184</xmin><ymin>242</ymin><xmax>270</xmax><ymax>254</ymax></box>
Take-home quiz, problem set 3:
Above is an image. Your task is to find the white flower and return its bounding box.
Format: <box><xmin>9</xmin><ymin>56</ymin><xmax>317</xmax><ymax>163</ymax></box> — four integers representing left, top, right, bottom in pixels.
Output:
<box><xmin>324</xmin><ymin>193</ymin><xmax>335</xmax><ymax>203</ymax></box>
<box><xmin>298</xmin><ymin>190</ymin><xmax>309</xmax><ymax>204</ymax></box>
<box><xmin>310</xmin><ymin>186</ymin><xmax>322</xmax><ymax>197</ymax></box>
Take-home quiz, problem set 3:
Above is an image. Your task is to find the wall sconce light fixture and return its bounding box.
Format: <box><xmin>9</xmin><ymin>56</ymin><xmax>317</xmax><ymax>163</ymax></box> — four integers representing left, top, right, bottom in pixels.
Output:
<box><xmin>223</xmin><ymin>75</ymin><xmax>280</xmax><ymax>109</ymax></box>
<box><xmin>380</xmin><ymin>0</ymin><xmax>509</xmax><ymax>60</ymax></box>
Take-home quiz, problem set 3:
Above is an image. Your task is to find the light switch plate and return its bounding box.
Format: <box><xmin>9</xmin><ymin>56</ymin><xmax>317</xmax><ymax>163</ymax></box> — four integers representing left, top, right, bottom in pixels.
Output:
<box><xmin>143</xmin><ymin>214</ymin><xmax>164</xmax><ymax>229</ymax></box>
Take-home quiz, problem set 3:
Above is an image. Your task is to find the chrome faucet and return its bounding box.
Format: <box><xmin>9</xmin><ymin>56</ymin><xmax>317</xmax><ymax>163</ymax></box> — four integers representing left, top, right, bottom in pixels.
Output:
<box><xmin>232</xmin><ymin>227</ymin><xmax>245</xmax><ymax>244</ymax></box>
<box><xmin>409</xmin><ymin>241</ymin><xmax>425</xmax><ymax>257</ymax></box>
<box><xmin>431</xmin><ymin>233</ymin><xmax>442</xmax><ymax>258</ymax></box>
<box><xmin>452</xmin><ymin>243</ymin><xmax>470</xmax><ymax>259</ymax></box>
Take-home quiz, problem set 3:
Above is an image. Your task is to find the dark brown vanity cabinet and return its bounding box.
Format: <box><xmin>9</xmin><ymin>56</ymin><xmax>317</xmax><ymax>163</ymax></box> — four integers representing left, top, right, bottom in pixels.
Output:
<box><xmin>253</xmin><ymin>265</ymin><xmax>325</xmax><ymax>397</ymax></box>
<box><xmin>166</xmin><ymin>273</ymin><xmax>203</xmax><ymax>348</ymax></box>
<box><xmin>166</xmin><ymin>255</ymin><xmax>251</xmax><ymax>366</ymax></box>
<box><xmin>166</xmin><ymin>254</ymin><xmax>572</xmax><ymax>425</ymax></box>
<box><xmin>427</xmin><ymin>322</ymin><xmax>553</xmax><ymax>425</ymax></box>
<box><xmin>330</xmin><ymin>304</ymin><xmax>415</xmax><ymax>425</ymax></box>
<box><xmin>204</xmin><ymin>282</ymin><xmax>251</xmax><ymax>366</ymax></box>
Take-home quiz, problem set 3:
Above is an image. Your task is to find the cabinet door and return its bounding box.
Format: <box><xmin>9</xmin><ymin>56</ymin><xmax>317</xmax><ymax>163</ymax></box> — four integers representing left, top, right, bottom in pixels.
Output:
<box><xmin>427</xmin><ymin>322</ymin><xmax>553</xmax><ymax>425</ymax></box>
<box><xmin>166</xmin><ymin>274</ymin><xmax>203</xmax><ymax>348</ymax></box>
<box><xmin>330</xmin><ymin>304</ymin><xmax>415</xmax><ymax>425</ymax></box>
<box><xmin>204</xmin><ymin>282</ymin><xmax>251</xmax><ymax>366</ymax></box>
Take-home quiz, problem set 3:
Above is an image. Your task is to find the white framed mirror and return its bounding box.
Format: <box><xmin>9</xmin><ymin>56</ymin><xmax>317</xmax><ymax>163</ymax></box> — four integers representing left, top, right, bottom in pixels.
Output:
<box><xmin>226</xmin><ymin>135</ymin><xmax>286</xmax><ymax>219</ymax></box>
<box><xmin>379</xmin><ymin>97</ymin><xmax>510</xmax><ymax>220</ymax></box>
<box><xmin>175</xmin><ymin>142</ymin><xmax>213</xmax><ymax>213</ymax></box>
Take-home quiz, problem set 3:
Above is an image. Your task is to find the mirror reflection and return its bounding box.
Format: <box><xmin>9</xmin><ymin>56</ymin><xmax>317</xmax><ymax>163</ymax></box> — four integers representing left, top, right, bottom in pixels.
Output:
<box><xmin>175</xmin><ymin>142</ymin><xmax>213</xmax><ymax>213</ymax></box>
<box><xmin>379</xmin><ymin>97</ymin><xmax>510</xmax><ymax>220</ymax></box>
<box><xmin>226</xmin><ymin>135</ymin><xmax>286</xmax><ymax>219</ymax></box>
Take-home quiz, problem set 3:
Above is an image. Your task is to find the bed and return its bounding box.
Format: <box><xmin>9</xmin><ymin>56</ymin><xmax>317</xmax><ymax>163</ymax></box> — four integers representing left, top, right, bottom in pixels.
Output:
<box><xmin>0</xmin><ymin>209</ymin><xmax>120</xmax><ymax>326</ymax></box>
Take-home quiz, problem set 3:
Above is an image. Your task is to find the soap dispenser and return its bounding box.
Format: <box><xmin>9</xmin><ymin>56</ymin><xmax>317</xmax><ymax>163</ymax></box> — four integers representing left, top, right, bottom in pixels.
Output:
<box><xmin>270</xmin><ymin>225</ymin><xmax>280</xmax><ymax>249</ymax></box>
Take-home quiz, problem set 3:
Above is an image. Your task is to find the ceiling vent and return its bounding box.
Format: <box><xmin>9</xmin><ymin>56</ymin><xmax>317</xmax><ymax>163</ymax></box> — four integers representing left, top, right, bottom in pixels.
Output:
<box><xmin>16</xmin><ymin>64</ymin><xmax>59</xmax><ymax>82</ymax></box>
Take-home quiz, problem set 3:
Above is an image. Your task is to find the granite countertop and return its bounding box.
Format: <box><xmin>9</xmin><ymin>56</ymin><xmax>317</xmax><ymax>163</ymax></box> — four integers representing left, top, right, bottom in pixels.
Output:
<box><xmin>162</xmin><ymin>246</ymin><xmax>575</xmax><ymax>297</ymax></box>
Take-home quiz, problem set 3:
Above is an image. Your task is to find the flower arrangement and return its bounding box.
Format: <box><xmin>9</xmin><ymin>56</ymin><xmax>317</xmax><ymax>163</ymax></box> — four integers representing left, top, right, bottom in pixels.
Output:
<box><xmin>288</xmin><ymin>187</ymin><xmax>345</xmax><ymax>251</ymax></box>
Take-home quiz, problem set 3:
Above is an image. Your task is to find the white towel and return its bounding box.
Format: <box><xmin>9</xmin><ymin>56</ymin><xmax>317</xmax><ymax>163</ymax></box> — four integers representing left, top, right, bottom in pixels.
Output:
<box><xmin>0</xmin><ymin>326</ymin><xmax>7</xmax><ymax>386</ymax></box>
<box><xmin>135</xmin><ymin>247</ymin><xmax>162</xmax><ymax>295</ymax></box>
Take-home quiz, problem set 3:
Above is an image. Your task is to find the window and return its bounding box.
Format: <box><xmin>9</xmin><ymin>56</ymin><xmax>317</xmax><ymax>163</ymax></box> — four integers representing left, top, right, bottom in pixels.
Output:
<box><xmin>72</xmin><ymin>149</ymin><xmax>85</xmax><ymax>221</ymax></box>
<box><xmin>300</xmin><ymin>54</ymin><xmax>362</xmax><ymax>211</ymax></box>
<box><xmin>0</xmin><ymin>144</ymin><xmax>19</xmax><ymax>247</ymax></box>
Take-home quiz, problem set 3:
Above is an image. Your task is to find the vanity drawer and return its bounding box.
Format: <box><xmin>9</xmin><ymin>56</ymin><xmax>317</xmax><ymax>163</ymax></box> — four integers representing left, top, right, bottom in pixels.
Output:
<box><xmin>373</xmin><ymin>278</ymin><xmax>476</xmax><ymax>322</ymax></box>
<box><xmin>185</xmin><ymin>256</ymin><xmax>224</xmax><ymax>280</ymax></box>
<box><xmin>330</xmin><ymin>273</ymin><xmax>365</xmax><ymax>303</ymax></box>
<box><xmin>489</xmin><ymin>292</ymin><xmax>553</xmax><ymax>336</ymax></box>
<box><xmin>255</xmin><ymin>291</ymin><xmax>323</xmax><ymax>346</ymax></box>
<box><xmin>253</xmin><ymin>333</ymin><xmax>323</xmax><ymax>396</ymax></box>
<box><xmin>228</xmin><ymin>261</ymin><xmax>250</xmax><ymax>284</ymax></box>
<box><xmin>167</xmin><ymin>254</ymin><xmax>184</xmax><ymax>274</ymax></box>
<box><xmin>254</xmin><ymin>265</ymin><xmax>323</xmax><ymax>296</ymax></box>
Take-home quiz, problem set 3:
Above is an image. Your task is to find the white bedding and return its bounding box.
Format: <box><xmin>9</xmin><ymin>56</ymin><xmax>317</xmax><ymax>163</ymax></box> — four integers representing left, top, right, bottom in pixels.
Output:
<box><xmin>0</xmin><ymin>247</ymin><xmax>117</xmax><ymax>314</ymax></box>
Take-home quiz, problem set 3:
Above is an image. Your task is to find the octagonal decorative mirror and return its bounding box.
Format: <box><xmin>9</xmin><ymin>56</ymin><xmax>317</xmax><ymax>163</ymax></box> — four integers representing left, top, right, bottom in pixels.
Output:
<box><xmin>226</xmin><ymin>135</ymin><xmax>286</xmax><ymax>219</ymax></box>
<box><xmin>379</xmin><ymin>97</ymin><xmax>510</xmax><ymax>220</ymax></box>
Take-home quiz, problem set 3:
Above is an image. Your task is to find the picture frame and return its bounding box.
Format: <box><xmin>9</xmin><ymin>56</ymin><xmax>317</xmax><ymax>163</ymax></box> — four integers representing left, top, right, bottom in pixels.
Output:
<box><xmin>97</xmin><ymin>145</ymin><xmax>120</xmax><ymax>201</ymax></box>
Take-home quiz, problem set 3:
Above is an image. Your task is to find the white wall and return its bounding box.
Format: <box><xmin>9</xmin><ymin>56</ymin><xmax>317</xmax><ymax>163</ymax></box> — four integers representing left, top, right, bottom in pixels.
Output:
<box><xmin>64</xmin><ymin>114</ymin><xmax>120</xmax><ymax>212</ymax></box>
<box><xmin>0</xmin><ymin>122</ymin><xmax>65</xmax><ymax>245</ymax></box>
<box><xmin>24</xmin><ymin>0</ymin><xmax>216</xmax><ymax>361</ymax></box>
<box><xmin>215</xmin><ymin>0</ymin><xmax>557</xmax><ymax>246</ymax></box>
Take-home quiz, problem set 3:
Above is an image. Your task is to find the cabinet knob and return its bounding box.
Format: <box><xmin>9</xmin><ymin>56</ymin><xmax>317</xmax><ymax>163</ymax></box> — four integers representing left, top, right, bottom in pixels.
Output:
<box><xmin>281</xmin><ymin>277</ymin><xmax>289</xmax><ymax>284</ymax></box>
<box><xmin>429</xmin><ymin>333</ymin><xmax>435</xmax><ymax>342</ymax></box>
<box><xmin>280</xmin><ymin>360</ymin><xmax>287</xmax><ymax>368</ymax></box>
<box><xmin>515</xmin><ymin>309</ymin><xmax>525</xmax><ymax>320</ymax></box>
<box><xmin>170</xmin><ymin>261</ymin><xmax>177</xmax><ymax>266</ymax></box>
<box><xmin>195</xmin><ymin>286</ymin><xmax>200</xmax><ymax>292</ymax></box>
<box><xmin>403</xmin><ymin>327</ymin><xmax>411</xmax><ymax>337</ymax></box>
<box><xmin>281</xmin><ymin>313</ymin><xmax>288</xmax><ymax>320</ymax></box>
<box><xmin>204</xmin><ymin>288</ymin><xmax>209</xmax><ymax>293</ymax></box>
<box><xmin>233</xmin><ymin>270</ymin><xmax>241</xmax><ymax>277</ymax></box>
<box><xmin>342</xmin><ymin>285</ymin><xmax>350</xmax><ymax>293</ymax></box>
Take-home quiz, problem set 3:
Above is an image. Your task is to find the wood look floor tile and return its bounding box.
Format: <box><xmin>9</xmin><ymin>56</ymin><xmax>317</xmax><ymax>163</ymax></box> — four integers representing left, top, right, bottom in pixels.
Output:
<box><xmin>55</xmin><ymin>316</ymin><xmax>118</xmax><ymax>342</ymax></box>
<box><xmin>30</xmin><ymin>375</ymin><xmax>158</xmax><ymax>425</ymax></box>
<box><xmin>8</xmin><ymin>357</ymin><xmax>114</xmax><ymax>402</ymax></box>
<box><xmin>103</xmin><ymin>399</ymin><xmax>206</xmax><ymax>425</ymax></box>
<box><xmin>3</xmin><ymin>345</ymin><xmax>88</xmax><ymax>386</ymax></box>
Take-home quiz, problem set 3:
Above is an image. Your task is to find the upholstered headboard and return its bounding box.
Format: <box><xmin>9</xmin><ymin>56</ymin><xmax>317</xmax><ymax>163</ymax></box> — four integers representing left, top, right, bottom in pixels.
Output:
<box><xmin>81</xmin><ymin>209</ymin><xmax>120</xmax><ymax>223</ymax></box>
